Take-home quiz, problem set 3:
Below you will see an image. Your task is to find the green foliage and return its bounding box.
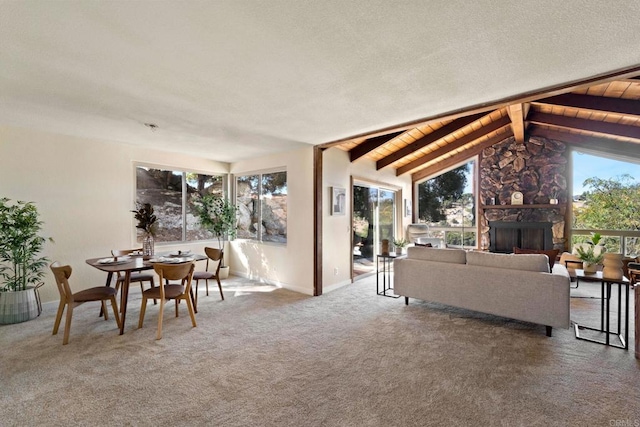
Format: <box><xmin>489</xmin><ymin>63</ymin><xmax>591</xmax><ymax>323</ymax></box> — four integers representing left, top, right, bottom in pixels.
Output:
<box><xmin>194</xmin><ymin>195</ymin><xmax>238</xmax><ymax>265</ymax></box>
<box><xmin>574</xmin><ymin>175</ymin><xmax>640</xmax><ymax>231</ymax></box>
<box><xmin>575</xmin><ymin>244</ymin><xmax>605</xmax><ymax>265</ymax></box>
<box><xmin>393</xmin><ymin>238</ymin><xmax>408</xmax><ymax>248</ymax></box>
<box><xmin>588</xmin><ymin>232</ymin><xmax>602</xmax><ymax>246</ymax></box>
<box><xmin>131</xmin><ymin>203</ymin><xmax>158</xmax><ymax>236</ymax></box>
<box><xmin>0</xmin><ymin>198</ymin><xmax>52</xmax><ymax>292</ymax></box>
<box><xmin>418</xmin><ymin>164</ymin><xmax>468</xmax><ymax>223</ymax></box>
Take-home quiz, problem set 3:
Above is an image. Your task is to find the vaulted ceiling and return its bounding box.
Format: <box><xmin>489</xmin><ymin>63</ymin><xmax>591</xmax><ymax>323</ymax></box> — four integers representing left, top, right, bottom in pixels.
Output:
<box><xmin>331</xmin><ymin>74</ymin><xmax>640</xmax><ymax>182</ymax></box>
<box><xmin>2</xmin><ymin>2</ymin><xmax>640</xmax><ymax>163</ymax></box>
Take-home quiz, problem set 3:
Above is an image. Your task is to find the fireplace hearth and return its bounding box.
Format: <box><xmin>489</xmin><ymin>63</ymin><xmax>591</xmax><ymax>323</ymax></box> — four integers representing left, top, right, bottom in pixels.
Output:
<box><xmin>489</xmin><ymin>221</ymin><xmax>553</xmax><ymax>253</ymax></box>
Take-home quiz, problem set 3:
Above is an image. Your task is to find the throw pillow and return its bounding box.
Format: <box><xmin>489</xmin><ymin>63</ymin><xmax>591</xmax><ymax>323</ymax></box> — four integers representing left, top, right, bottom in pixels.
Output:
<box><xmin>414</xmin><ymin>243</ymin><xmax>432</xmax><ymax>247</ymax></box>
<box><xmin>513</xmin><ymin>247</ymin><xmax>559</xmax><ymax>271</ymax></box>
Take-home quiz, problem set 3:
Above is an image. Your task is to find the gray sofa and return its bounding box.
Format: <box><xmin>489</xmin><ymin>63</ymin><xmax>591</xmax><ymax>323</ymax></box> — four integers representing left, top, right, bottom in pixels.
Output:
<box><xmin>394</xmin><ymin>247</ymin><xmax>571</xmax><ymax>336</ymax></box>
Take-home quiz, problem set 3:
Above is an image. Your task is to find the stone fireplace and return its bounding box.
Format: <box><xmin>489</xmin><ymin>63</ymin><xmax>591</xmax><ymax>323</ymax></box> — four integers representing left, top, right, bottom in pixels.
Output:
<box><xmin>479</xmin><ymin>136</ymin><xmax>569</xmax><ymax>252</ymax></box>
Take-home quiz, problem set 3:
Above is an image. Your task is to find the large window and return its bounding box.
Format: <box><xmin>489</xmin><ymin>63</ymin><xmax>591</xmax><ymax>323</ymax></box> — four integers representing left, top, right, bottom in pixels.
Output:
<box><xmin>135</xmin><ymin>166</ymin><xmax>224</xmax><ymax>243</ymax></box>
<box><xmin>416</xmin><ymin>161</ymin><xmax>476</xmax><ymax>249</ymax></box>
<box><xmin>236</xmin><ymin>170</ymin><xmax>287</xmax><ymax>243</ymax></box>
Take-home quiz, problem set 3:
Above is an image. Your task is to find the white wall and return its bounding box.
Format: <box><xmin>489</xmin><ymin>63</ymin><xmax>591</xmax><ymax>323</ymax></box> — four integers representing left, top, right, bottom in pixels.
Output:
<box><xmin>0</xmin><ymin>125</ymin><xmax>229</xmax><ymax>302</ymax></box>
<box><xmin>322</xmin><ymin>147</ymin><xmax>412</xmax><ymax>293</ymax></box>
<box><xmin>1</xmin><ymin>125</ymin><xmax>409</xmax><ymax>301</ymax></box>
<box><xmin>229</xmin><ymin>147</ymin><xmax>315</xmax><ymax>295</ymax></box>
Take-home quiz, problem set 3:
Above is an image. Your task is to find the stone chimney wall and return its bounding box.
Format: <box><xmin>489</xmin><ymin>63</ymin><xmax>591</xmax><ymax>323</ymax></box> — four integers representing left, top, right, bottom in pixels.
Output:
<box><xmin>479</xmin><ymin>135</ymin><xmax>569</xmax><ymax>250</ymax></box>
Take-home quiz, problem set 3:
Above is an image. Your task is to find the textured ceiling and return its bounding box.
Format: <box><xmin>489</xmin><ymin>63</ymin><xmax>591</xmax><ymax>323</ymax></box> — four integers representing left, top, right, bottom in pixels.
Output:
<box><xmin>1</xmin><ymin>1</ymin><xmax>640</xmax><ymax>162</ymax></box>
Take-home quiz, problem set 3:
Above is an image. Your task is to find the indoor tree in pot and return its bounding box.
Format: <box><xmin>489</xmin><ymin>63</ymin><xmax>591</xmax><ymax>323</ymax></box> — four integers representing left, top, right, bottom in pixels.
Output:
<box><xmin>194</xmin><ymin>194</ymin><xmax>238</xmax><ymax>279</ymax></box>
<box><xmin>0</xmin><ymin>198</ymin><xmax>53</xmax><ymax>324</ymax></box>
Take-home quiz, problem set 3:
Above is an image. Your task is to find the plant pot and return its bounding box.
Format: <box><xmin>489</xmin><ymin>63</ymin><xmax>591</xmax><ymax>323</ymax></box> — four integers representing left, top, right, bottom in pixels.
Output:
<box><xmin>583</xmin><ymin>262</ymin><xmax>598</xmax><ymax>274</ymax></box>
<box><xmin>395</xmin><ymin>248</ymin><xmax>403</xmax><ymax>255</ymax></box>
<box><xmin>218</xmin><ymin>266</ymin><xmax>230</xmax><ymax>280</ymax></box>
<box><xmin>0</xmin><ymin>286</ymin><xmax>42</xmax><ymax>324</ymax></box>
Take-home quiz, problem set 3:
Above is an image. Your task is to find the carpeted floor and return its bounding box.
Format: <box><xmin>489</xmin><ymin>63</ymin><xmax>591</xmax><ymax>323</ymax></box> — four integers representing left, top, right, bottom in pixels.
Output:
<box><xmin>1</xmin><ymin>275</ymin><xmax>638</xmax><ymax>426</ymax></box>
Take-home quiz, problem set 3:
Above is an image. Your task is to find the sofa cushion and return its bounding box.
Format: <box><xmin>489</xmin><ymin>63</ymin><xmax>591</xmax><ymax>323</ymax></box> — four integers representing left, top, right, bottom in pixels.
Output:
<box><xmin>466</xmin><ymin>251</ymin><xmax>550</xmax><ymax>273</ymax></box>
<box><xmin>407</xmin><ymin>246</ymin><xmax>466</xmax><ymax>264</ymax></box>
<box><xmin>513</xmin><ymin>247</ymin><xmax>559</xmax><ymax>271</ymax></box>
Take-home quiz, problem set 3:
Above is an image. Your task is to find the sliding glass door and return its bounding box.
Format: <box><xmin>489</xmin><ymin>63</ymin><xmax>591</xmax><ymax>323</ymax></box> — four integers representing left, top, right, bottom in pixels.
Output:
<box><xmin>352</xmin><ymin>184</ymin><xmax>397</xmax><ymax>277</ymax></box>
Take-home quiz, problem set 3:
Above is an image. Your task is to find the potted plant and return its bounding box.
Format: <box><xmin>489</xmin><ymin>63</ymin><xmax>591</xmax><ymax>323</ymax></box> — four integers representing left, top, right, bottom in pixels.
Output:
<box><xmin>575</xmin><ymin>232</ymin><xmax>605</xmax><ymax>274</ymax></box>
<box><xmin>393</xmin><ymin>238</ymin><xmax>408</xmax><ymax>255</ymax></box>
<box><xmin>0</xmin><ymin>198</ymin><xmax>52</xmax><ymax>324</ymax></box>
<box><xmin>194</xmin><ymin>194</ymin><xmax>238</xmax><ymax>279</ymax></box>
<box><xmin>131</xmin><ymin>203</ymin><xmax>157</xmax><ymax>256</ymax></box>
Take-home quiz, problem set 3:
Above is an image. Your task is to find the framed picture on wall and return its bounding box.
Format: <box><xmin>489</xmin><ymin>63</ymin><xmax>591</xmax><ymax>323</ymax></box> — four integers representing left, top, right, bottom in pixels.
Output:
<box><xmin>332</xmin><ymin>187</ymin><xmax>346</xmax><ymax>215</ymax></box>
<box><xmin>405</xmin><ymin>199</ymin><xmax>412</xmax><ymax>217</ymax></box>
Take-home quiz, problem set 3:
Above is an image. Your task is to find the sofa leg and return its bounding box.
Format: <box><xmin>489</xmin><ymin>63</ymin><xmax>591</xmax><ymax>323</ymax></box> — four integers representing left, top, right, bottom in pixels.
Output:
<box><xmin>546</xmin><ymin>326</ymin><xmax>552</xmax><ymax>337</ymax></box>
<box><xmin>405</xmin><ymin>297</ymin><xmax>409</xmax><ymax>305</ymax></box>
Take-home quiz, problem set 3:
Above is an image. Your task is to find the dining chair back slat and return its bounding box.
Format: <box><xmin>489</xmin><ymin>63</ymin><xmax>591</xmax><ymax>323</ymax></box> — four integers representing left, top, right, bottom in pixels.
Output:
<box><xmin>138</xmin><ymin>261</ymin><xmax>196</xmax><ymax>340</ymax></box>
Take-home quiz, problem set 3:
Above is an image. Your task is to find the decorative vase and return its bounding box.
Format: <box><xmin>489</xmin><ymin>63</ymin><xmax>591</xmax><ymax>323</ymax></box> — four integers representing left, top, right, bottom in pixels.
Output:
<box><xmin>0</xmin><ymin>286</ymin><xmax>42</xmax><ymax>324</ymax></box>
<box><xmin>583</xmin><ymin>262</ymin><xmax>598</xmax><ymax>274</ymax></box>
<box><xmin>381</xmin><ymin>239</ymin><xmax>390</xmax><ymax>256</ymax></box>
<box><xmin>142</xmin><ymin>233</ymin><xmax>155</xmax><ymax>256</ymax></box>
<box><xmin>395</xmin><ymin>247</ymin><xmax>403</xmax><ymax>255</ymax></box>
<box><xmin>602</xmin><ymin>253</ymin><xmax>624</xmax><ymax>280</ymax></box>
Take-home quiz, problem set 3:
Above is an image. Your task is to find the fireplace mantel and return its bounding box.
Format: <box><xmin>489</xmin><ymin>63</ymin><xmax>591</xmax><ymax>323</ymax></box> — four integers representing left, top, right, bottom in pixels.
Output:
<box><xmin>480</xmin><ymin>204</ymin><xmax>563</xmax><ymax>210</ymax></box>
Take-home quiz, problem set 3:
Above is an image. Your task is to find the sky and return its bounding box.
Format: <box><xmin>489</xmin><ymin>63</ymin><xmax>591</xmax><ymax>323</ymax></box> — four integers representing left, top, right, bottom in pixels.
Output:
<box><xmin>461</xmin><ymin>152</ymin><xmax>639</xmax><ymax>196</ymax></box>
<box><xmin>572</xmin><ymin>152</ymin><xmax>639</xmax><ymax>195</ymax></box>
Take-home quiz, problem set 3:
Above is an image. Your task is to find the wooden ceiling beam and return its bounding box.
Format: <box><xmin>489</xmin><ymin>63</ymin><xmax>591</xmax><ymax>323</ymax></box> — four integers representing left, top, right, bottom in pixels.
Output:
<box><xmin>376</xmin><ymin>112</ymin><xmax>485</xmax><ymax>170</ymax></box>
<box><xmin>396</xmin><ymin>115</ymin><xmax>512</xmax><ymax>176</ymax></box>
<box><xmin>349</xmin><ymin>131</ymin><xmax>404</xmax><ymax>162</ymax></box>
<box><xmin>507</xmin><ymin>103</ymin><xmax>530</xmax><ymax>143</ymax></box>
<box><xmin>527</xmin><ymin>111</ymin><xmax>640</xmax><ymax>140</ymax></box>
<box><xmin>534</xmin><ymin>93</ymin><xmax>640</xmax><ymax>117</ymax></box>
<box><xmin>411</xmin><ymin>129</ymin><xmax>514</xmax><ymax>182</ymax></box>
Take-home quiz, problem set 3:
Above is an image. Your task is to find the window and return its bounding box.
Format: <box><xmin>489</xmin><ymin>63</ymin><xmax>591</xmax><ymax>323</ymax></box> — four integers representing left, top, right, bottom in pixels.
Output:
<box><xmin>135</xmin><ymin>166</ymin><xmax>224</xmax><ymax>243</ymax></box>
<box><xmin>236</xmin><ymin>170</ymin><xmax>287</xmax><ymax>243</ymax></box>
<box><xmin>416</xmin><ymin>161</ymin><xmax>476</xmax><ymax>249</ymax></box>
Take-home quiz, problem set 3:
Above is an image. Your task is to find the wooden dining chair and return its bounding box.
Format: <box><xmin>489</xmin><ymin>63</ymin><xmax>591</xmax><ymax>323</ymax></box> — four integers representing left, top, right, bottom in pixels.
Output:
<box><xmin>112</xmin><ymin>248</ymin><xmax>157</xmax><ymax>304</ymax></box>
<box><xmin>192</xmin><ymin>247</ymin><xmax>224</xmax><ymax>307</ymax></box>
<box><xmin>138</xmin><ymin>261</ymin><xmax>196</xmax><ymax>340</ymax></box>
<box><xmin>50</xmin><ymin>262</ymin><xmax>122</xmax><ymax>345</ymax></box>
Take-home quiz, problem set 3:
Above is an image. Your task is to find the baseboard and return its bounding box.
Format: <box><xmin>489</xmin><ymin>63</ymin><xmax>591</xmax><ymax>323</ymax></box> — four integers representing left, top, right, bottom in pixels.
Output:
<box><xmin>322</xmin><ymin>280</ymin><xmax>352</xmax><ymax>294</ymax></box>
<box><xmin>228</xmin><ymin>270</ymin><xmax>314</xmax><ymax>296</ymax></box>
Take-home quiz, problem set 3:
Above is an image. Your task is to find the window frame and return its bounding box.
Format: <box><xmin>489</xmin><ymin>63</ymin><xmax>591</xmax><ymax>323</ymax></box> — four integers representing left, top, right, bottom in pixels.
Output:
<box><xmin>233</xmin><ymin>167</ymin><xmax>287</xmax><ymax>245</ymax></box>
<box><xmin>134</xmin><ymin>162</ymin><xmax>227</xmax><ymax>244</ymax></box>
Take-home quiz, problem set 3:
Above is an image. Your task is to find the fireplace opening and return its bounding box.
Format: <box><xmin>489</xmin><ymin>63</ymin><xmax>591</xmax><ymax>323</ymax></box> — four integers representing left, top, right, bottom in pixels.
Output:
<box><xmin>489</xmin><ymin>221</ymin><xmax>553</xmax><ymax>253</ymax></box>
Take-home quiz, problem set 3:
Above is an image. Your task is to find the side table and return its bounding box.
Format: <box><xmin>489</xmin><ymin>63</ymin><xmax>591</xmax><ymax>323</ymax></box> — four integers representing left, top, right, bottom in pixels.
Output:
<box><xmin>376</xmin><ymin>253</ymin><xmax>404</xmax><ymax>298</ymax></box>
<box><xmin>573</xmin><ymin>269</ymin><xmax>630</xmax><ymax>350</ymax></box>
<box><xmin>630</xmin><ymin>268</ymin><xmax>640</xmax><ymax>359</ymax></box>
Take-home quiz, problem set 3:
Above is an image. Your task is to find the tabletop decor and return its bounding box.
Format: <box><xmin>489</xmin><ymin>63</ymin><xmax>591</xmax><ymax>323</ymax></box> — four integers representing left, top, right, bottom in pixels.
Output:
<box><xmin>0</xmin><ymin>198</ymin><xmax>53</xmax><ymax>324</ymax></box>
<box><xmin>393</xmin><ymin>238</ymin><xmax>408</xmax><ymax>255</ymax></box>
<box><xmin>575</xmin><ymin>232</ymin><xmax>605</xmax><ymax>274</ymax></box>
<box><xmin>131</xmin><ymin>203</ymin><xmax>157</xmax><ymax>256</ymax></box>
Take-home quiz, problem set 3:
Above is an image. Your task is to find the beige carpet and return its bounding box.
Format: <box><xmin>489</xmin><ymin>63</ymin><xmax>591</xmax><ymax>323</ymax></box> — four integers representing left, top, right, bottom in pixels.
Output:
<box><xmin>1</xmin><ymin>275</ymin><xmax>639</xmax><ymax>426</ymax></box>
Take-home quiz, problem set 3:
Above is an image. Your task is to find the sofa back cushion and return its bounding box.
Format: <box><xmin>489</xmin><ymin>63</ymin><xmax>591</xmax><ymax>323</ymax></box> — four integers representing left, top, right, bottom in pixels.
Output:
<box><xmin>513</xmin><ymin>247</ymin><xmax>559</xmax><ymax>271</ymax></box>
<box><xmin>407</xmin><ymin>247</ymin><xmax>466</xmax><ymax>264</ymax></box>
<box><xmin>466</xmin><ymin>251</ymin><xmax>550</xmax><ymax>273</ymax></box>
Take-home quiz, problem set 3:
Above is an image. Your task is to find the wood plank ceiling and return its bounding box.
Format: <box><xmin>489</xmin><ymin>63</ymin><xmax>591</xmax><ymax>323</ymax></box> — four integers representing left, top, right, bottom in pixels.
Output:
<box><xmin>332</xmin><ymin>74</ymin><xmax>640</xmax><ymax>183</ymax></box>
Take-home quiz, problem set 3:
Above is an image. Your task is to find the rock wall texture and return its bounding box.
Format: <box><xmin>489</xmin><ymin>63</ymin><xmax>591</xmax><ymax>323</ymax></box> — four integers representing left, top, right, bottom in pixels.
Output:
<box><xmin>479</xmin><ymin>136</ymin><xmax>568</xmax><ymax>250</ymax></box>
